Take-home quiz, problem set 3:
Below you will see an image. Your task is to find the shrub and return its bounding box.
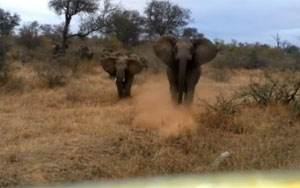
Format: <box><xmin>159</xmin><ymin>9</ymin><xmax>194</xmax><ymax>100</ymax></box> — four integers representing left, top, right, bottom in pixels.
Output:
<box><xmin>18</xmin><ymin>21</ymin><xmax>41</xmax><ymax>50</ymax></box>
<box><xmin>0</xmin><ymin>37</ymin><xmax>10</xmax><ymax>85</ymax></box>
<box><xmin>198</xmin><ymin>72</ymin><xmax>300</xmax><ymax>132</ymax></box>
<box><xmin>0</xmin><ymin>62</ymin><xmax>9</xmax><ymax>86</ymax></box>
<box><xmin>200</xmin><ymin>94</ymin><xmax>242</xmax><ymax>115</ymax></box>
<box><xmin>237</xmin><ymin>73</ymin><xmax>300</xmax><ymax>106</ymax></box>
<box><xmin>211</xmin><ymin>45</ymin><xmax>250</xmax><ymax>69</ymax></box>
<box><xmin>245</xmin><ymin>50</ymin><xmax>268</xmax><ymax>69</ymax></box>
<box><xmin>35</xmin><ymin>62</ymin><xmax>70</xmax><ymax>88</ymax></box>
<box><xmin>198</xmin><ymin>72</ymin><xmax>300</xmax><ymax>134</ymax></box>
<box><xmin>198</xmin><ymin>94</ymin><xmax>245</xmax><ymax>134</ymax></box>
<box><xmin>211</xmin><ymin>43</ymin><xmax>299</xmax><ymax>70</ymax></box>
<box><xmin>3</xmin><ymin>77</ymin><xmax>24</xmax><ymax>92</ymax></box>
<box><xmin>0</xmin><ymin>38</ymin><xmax>7</xmax><ymax>62</ymax></box>
<box><xmin>53</xmin><ymin>53</ymin><xmax>82</xmax><ymax>73</ymax></box>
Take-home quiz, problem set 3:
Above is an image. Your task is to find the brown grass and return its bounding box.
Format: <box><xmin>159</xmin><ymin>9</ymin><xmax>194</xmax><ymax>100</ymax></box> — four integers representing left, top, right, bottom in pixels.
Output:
<box><xmin>0</xmin><ymin>63</ymin><xmax>300</xmax><ymax>187</ymax></box>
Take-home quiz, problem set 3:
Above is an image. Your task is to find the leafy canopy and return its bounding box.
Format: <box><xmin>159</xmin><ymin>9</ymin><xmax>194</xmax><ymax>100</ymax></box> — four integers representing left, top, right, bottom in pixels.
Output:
<box><xmin>48</xmin><ymin>0</ymin><xmax>100</xmax><ymax>16</ymax></box>
<box><xmin>0</xmin><ymin>8</ymin><xmax>20</xmax><ymax>36</ymax></box>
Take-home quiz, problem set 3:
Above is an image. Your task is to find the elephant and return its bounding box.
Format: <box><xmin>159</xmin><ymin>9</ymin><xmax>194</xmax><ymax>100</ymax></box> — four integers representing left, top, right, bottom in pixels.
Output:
<box><xmin>77</xmin><ymin>45</ymin><xmax>94</xmax><ymax>60</ymax></box>
<box><xmin>125</xmin><ymin>52</ymin><xmax>148</xmax><ymax>70</ymax></box>
<box><xmin>52</xmin><ymin>43</ymin><xmax>62</xmax><ymax>58</ymax></box>
<box><xmin>102</xmin><ymin>48</ymin><xmax>113</xmax><ymax>53</ymax></box>
<box><xmin>52</xmin><ymin>43</ymin><xmax>69</xmax><ymax>58</ymax></box>
<box><xmin>99</xmin><ymin>49</ymin><xmax>112</xmax><ymax>60</ymax></box>
<box><xmin>153</xmin><ymin>35</ymin><xmax>218</xmax><ymax>105</ymax></box>
<box><xmin>100</xmin><ymin>55</ymin><xmax>143</xmax><ymax>98</ymax></box>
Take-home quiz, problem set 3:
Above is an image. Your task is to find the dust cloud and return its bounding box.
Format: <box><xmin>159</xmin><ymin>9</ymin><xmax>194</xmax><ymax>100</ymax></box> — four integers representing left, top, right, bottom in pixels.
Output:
<box><xmin>132</xmin><ymin>77</ymin><xmax>196</xmax><ymax>138</ymax></box>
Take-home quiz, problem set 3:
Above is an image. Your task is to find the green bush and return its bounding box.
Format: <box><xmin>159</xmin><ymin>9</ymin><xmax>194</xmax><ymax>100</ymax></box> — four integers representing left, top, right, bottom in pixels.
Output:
<box><xmin>212</xmin><ymin>43</ymin><xmax>300</xmax><ymax>70</ymax></box>
<box><xmin>0</xmin><ymin>37</ymin><xmax>10</xmax><ymax>85</ymax></box>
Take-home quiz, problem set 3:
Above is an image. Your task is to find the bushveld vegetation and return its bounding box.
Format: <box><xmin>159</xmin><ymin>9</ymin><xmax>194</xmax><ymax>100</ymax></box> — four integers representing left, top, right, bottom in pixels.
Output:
<box><xmin>0</xmin><ymin>0</ymin><xmax>300</xmax><ymax>187</ymax></box>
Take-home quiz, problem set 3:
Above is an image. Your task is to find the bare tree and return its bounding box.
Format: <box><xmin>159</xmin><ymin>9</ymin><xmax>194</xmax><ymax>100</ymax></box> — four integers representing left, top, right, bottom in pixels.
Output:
<box><xmin>79</xmin><ymin>0</ymin><xmax>119</xmax><ymax>35</ymax></box>
<box><xmin>272</xmin><ymin>33</ymin><xmax>281</xmax><ymax>48</ymax></box>
<box><xmin>144</xmin><ymin>0</ymin><xmax>190</xmax><ymax>37</ymax></box>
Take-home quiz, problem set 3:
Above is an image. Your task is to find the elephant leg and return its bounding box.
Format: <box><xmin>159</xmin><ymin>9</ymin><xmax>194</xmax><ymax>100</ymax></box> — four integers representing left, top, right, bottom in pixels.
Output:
<box><xmin>124</xmin><ymin>73</ymin><xmax>134</xmax><ymax>98</ymax></box>
<box><xmin>116</xmin><ymin>81</ymin><xmax>124</xmax><ymax>98</ymax></box>
<box><xmin>185</xmin><ymin>67</ymin><xmax>201</xmax><ymax>105</ymax></box>
<box><xmin>167</xmin><ymin>67</ymin><xmax>179</xmax><ymax>103</ymax></box>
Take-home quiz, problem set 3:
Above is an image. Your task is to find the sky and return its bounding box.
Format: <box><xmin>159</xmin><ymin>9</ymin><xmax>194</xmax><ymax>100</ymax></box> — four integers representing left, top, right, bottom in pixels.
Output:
<box><xmin>1</xmin><ymin>0</ymin><xmax>300</xmax><ymax>46</ymax></box>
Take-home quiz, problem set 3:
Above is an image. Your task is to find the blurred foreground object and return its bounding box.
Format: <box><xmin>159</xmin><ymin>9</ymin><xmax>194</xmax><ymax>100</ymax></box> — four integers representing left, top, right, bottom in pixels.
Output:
<box><xmin>35</xmin><ymin>171</ymin><xmax>300</xmax><ymax>188</ymax></box>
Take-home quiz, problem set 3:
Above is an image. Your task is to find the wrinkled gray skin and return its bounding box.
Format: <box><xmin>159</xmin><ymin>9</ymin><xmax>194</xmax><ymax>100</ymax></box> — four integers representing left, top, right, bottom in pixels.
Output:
<box><xmin>100</xmin><ymin>56</ymin><xmax>143</xmax><ymax>98</ymax></box>
<box><xmin>126</xmin><ymin>53</ymin><xmax>148</xmax><ymax>70</ymax></box>
<box><xmin>153</xmin><ymin>35</ymin><xmax>218</xmax><ymax>105</ymax></box>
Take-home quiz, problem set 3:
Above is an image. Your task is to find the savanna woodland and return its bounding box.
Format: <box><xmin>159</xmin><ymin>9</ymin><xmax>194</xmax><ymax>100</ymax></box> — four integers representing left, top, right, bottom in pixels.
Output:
<box><xmin>0</xmin><ymin>0</ymin><xmax>300</xmax><ymax>187</ymax></box>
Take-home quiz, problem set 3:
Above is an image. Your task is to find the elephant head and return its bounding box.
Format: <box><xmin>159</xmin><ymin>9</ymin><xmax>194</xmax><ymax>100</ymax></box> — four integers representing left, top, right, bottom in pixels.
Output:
<box><xmin>100</xmin><ymin>55</ymin><xmax>143</xmax><ymax>98</ymax></box>
<box><xmin>77</xmin><ymin>45</ymin><xmax>94</xmax><ymax>60</ymax></box>
<box><xmin>153</xmin><ymin>35</ymin><xmax>218</xmax><ymax>104</ymax></box>
<box><xmin>125</xmin><ymin>52</ymin><xmax>148</xmax><ymax>70</ymax></box>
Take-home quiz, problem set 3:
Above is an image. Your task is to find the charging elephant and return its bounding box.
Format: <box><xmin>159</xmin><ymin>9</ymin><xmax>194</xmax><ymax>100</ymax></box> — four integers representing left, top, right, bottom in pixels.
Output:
<box><xmin>100</xmin><ymin>55</ymin><xmax>143</xmax><ymax>98</ymax></box>
<box><xmin>153</xmin><ymin>35</ymin><xmax>218</xmax><ymax>105</ymax></box>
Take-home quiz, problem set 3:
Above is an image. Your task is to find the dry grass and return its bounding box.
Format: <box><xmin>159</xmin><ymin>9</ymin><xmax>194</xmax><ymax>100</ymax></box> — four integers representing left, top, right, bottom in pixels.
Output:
<box><xmin>0</xmin><ymin>63</ymin><xmax>300</xmax><ymax>187</ymax></box>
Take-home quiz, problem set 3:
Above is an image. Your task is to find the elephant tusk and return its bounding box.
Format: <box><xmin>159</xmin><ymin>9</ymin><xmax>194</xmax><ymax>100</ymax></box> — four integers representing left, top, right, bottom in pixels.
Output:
<box><xmin>114</xmin><ymin>78</ymin><xmax>125</xmax><ymax>82</ymax></box>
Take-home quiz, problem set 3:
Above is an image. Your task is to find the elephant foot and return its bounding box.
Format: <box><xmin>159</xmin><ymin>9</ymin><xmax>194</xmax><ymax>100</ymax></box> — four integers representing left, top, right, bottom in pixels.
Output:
<box><xmin>123</xmin><ymin>94</ymin><xmax>132</xmax><ymax>98</ymax></box>
<box><xmin>183</xmin><ymin>101</ymin><xmax>192</xmax><ymax>107</ymax></box>
<box><xmin>118</xmin><ymin>93</ymin><xmax>132</xmax><ymax>99</ymax></box>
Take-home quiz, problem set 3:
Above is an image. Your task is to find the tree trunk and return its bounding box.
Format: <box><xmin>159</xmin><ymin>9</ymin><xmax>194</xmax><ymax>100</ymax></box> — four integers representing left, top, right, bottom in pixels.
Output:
<box><xmin>61</xmin><ymin>14</ymin><xmax>72</xmax><ymax>54</ymax></box>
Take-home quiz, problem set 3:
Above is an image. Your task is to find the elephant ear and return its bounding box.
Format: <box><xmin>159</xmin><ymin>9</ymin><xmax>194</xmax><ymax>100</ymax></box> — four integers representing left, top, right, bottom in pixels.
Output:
<box><xmin>127</xmin><ymin>59</ymin><xmax>142</xmax><ymax>74</ymax></box>
<box><xmin>100</xmin><ymin>57</ymin><xmax>117</xmax><ymax>76</ymax></box>
<box><xmin>193</xmin><ymin>38</ymin><xmax>218</xmax><ymax>65</ymax></box>
<box><xmin>153</xmin><ymin>35</ymin><xmax>177</xmax><ymax>66</ymax></box>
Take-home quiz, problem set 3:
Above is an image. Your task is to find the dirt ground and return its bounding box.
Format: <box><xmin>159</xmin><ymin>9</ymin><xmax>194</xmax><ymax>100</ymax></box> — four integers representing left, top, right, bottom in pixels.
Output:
<box><xmin>0</xmin><ymin>63</ymin><xmax>299</xmax><ymax>187</ymax></box>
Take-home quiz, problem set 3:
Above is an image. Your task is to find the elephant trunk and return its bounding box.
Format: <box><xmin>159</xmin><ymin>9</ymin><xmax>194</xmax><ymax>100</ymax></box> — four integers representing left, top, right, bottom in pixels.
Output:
<box><xmin>116</xmin><ymin>68</ymin><xmax>125</xmax><ymax>98</ymax></box>
<box><xmin>178</xmin><ymin>60</ymin><xmax>187</xmax><ymax>104</ymax></box>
